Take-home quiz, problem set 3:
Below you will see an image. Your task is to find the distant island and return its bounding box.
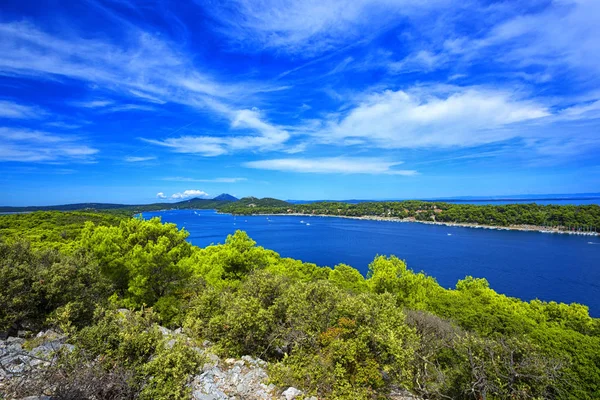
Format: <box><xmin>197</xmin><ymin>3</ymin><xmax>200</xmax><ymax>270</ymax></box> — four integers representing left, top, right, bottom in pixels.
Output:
<box><xmin>2</xmin><ymin>193</ymin><xmax>599</xmax><ymax>236</ymax></box>
<box><xmin>219</xmin><ymin>197</ymin><xmax>600</xmax><ymax>236</ymax></box>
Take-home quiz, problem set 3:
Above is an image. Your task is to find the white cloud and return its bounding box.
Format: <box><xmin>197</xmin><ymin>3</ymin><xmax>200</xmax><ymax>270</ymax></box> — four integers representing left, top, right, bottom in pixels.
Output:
<box><xmin>44</xmin><ymin>121</ymin><xmax>84</xmax><ymax>129</ymax></box>
<box><xmin>0</xmin><ymin>22</ymin><xmax>293</xmax><ymax>154</ymax></box>
<box><xmin>0</xmin><ymin>127</ymin><xmax>98</xmax><ymax>162</ymax></box>
<box><xmin>162</xmin><ymin>177</ymin><xmax>247</xmax><ymax>183</ymax></box>
<box><xmin>144</xmin><ymin>108</ymin><xmax>290</xmax><ymax>155</ymax></box>
<box><xmin>204</xmin><ymin>0</ymin><xmax>446</xmax><ymax>56</ymax></box>
<box><xmin>387</xmin><ymin>50</ymin><xmax>447</xmax><ymax>74</ymax></box>
<box><xmin>71</xmin><ymin>99</ymin><xmax>114</xmax><ymax>108</ymax></box>
<box><xmin>170</xmin><ymin>189</ymin><xmax>210</xmax><ymax>199</ymax></box>
<box><xmin>103</xmin><ymin>104</ymin><xmax>156</xmax><ymax>113</ymax></box>
<box><xmin>244</xmin><ymin>157</ymin><xmax>417</xmax><ymax>175</ymax></box>
<box><xmin>0</xmin><ymin>100</ymin><xmax>44</xmax><ymax>119</ymax></box>
<box><xmin>478</xmin><ymin>0</ymin><xmax>600</xmax><ymax>76</ymax></box>
<box><xmin>313</xmin><ymin>87</ymin><xmax>550</xmax><ymax>149</ymax></box>
<box><xmin>397</xmin><ymin>0</ymin><xmax>600</xmax><ymax>82</ymax></box>
<box><xmin>156</xmin><ymin>192</ymin><xmax>167</xmax><ymax>199</ymax></box>
<box><xmin>142</xmin><ymin>136</ymin><xmax>229</xmax><ymax>157</ymax></box>
<box><xmin>125</xmin><ymin>156</ymin><xmax>156</xmax><ymax>162</ymax></box>
<box><xmin>559</xmin><ymin>100</ymin><xmax>600</xmax><ymax>120</ymax></box>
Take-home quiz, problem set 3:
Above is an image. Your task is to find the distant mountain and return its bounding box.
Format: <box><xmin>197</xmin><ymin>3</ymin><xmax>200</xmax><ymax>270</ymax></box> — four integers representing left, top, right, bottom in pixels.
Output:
<box><xmin>0</xmin><ymin>203</ymin><xmax>129</xmax><ymax>213</ymax></box>
<box><xmin>0</xmin><ymin>194</ymin><xmax>238</xmax><ymax>213</ymax></box>
<box><xmin>212</xmin><ymin>193</ymin><xmax>238</xmax><ymax>201</ymax></box>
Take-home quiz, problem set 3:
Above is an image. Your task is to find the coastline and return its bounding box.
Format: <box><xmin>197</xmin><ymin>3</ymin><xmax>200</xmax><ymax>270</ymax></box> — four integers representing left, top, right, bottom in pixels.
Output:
<box><xmin>225</xmin><ymin>212</ymin><xmax>600</xmax><ymax>237</ymax></box>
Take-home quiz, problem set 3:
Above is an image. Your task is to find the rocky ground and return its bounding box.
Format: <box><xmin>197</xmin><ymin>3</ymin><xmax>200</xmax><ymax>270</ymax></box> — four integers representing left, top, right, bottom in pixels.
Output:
<box><xmin>1</xmin><ymin>327</ymin><xmax>418</xmax><ymax>399</ymax></box>
<box><xmin>0</xmin><ymin>328</ymin><xmax>312</xmax><ymax>400</ymax></box>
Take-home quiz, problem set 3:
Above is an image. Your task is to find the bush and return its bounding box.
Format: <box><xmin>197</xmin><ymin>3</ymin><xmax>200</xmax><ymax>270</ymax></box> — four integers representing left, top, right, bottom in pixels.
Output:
<box><xmin>0</xmin><ymin>241</ymin><xmax>111</xmax><ymax>334</ymax></box>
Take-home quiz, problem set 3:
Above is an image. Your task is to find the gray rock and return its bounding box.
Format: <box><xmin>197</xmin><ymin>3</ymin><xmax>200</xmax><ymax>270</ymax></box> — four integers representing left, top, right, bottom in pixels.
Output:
<box><xmin>7</xmin><ymin>337</ymin><xmax>25</xmax><ymax>345</ymax></box>
<box><xmin>189</xmin><ymin>351</ymin><xmax>275</xmax><ymax>400</ymax></box>
<box><xmin>282</xmin><ymin>387</ymin><xmax>303</xmax><ymax>400</ymax></box>
<box><xmin>158</xmin><ymin>326</ymin><xmax>172</xmax><ymax>336</ymax></box>
<box><xmin>5</xmin><ymin>342</ymin><xmax>23</xmax><ymax>354</ymax></box>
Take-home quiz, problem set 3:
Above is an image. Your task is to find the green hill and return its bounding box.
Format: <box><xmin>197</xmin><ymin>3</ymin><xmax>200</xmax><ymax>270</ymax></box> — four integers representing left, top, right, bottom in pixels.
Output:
<box><xmin>0</xmin><ymin>194</ymin><xmax>240</xmax><ymax>214</ymax></box>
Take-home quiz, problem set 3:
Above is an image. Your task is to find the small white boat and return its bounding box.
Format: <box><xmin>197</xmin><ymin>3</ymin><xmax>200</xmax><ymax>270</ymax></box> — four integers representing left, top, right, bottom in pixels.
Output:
<box><xmin>306</xmin><ymin>223</ymin><xmax>311</xmax><ymax>226</ymax></box>
<box><xmin>300</xmin><ymin>220</ymin><xmax>305</xmax><ymax>223</ymax></box>
<box><xmin>447</xmin><ymin>233</ymin><xmax>452</xmax><ymax>236</ymax></box>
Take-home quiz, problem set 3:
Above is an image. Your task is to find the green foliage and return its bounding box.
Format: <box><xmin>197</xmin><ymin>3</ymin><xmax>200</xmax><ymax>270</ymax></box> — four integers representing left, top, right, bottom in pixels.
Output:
<box><xmin>80</xmin><ymin>217</ymin><xmax>193</xmax><ymax>308</ymax></box>
<box><xmin>0</xmin><ymin>211</ymin><xmax>124</xmax><ymax>251</ymax></box>
<box><xmin>0</xmin><ymin>240</ymin><xmax>111</xmax><ymax>333</ymax></box>
<box><xmin>180</xmin><ymin>230</ymin><xmax>279</xmax><ymax>285</ymax></box>
<box><xmin>1</xmin><ymin>211</ymin><xmax>599</xmax><ymax>399</ymax></box>
<box><xmin>75</xmin><ymin>308</ymin><xmax>162</xmax><ymax>367</ymax></box>
<box><xmin>69</xmin><ymin>308</ymin><xmax>204</xmax><ymax>400</ymax></box>
<box><xmin>269</xmin><ymin>288</ymin><xmax>418</xmax><ymax>399</ymax></box>
<box><xmin>139</xmin><ymin>339</ymin><xmax>205</xmax><ymax>400</ymax></box>
<box><xmin>329</xmin><ymin>263</ymin><xmax>369</xmax><ymax>293</ymax></box>
<box><xmin>368</xmin><ymin>255</ymin><xmax>440</xmax><ymax>309</ymax></box>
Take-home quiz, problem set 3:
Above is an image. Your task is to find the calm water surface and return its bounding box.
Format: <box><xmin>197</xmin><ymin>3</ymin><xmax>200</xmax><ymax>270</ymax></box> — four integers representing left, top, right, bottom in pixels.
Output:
<box><xmin>143</xmin><ymin>210</ymin><xmax>600</xmax><ymax>316</ymax></box>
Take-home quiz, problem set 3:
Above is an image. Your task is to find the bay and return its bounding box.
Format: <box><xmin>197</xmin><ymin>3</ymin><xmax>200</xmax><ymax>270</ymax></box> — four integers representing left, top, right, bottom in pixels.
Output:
<box><xmin>143</xmin><ymin>209</ymin><xmax>600</xmax><ymax>316</ymax></box>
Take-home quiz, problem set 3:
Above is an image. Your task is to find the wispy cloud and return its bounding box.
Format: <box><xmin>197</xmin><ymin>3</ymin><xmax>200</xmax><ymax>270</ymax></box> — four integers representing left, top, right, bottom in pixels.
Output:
<box><xmin>476</xmin><ymin>0</ymin><xmax>600</xmax><ymax>78</ymax></box>
<box><xmin>386</xmin><ymin>0</ymin><xmax>600</xmax><ymax>86</ymax></box>
<box><xmin>0</xmin><ymin>127</ymin><xmax>97</xmax><ymax>162</ymax></box>
<box><xmin>156</xmin><ymin>192</ymin><xmax>167</xmax><ymax>199</ymax></box>
<box><xmin>204</xmin><ymin>0</ymin><xmax>447</xmax><ymax>56</ymax></box>
<box><xmin>311</xmin><ymin>87</ymin><xmax>550</xmax><ymax>149</ymax></box>
<box><xmin>170</xmin><ymin>189</ymin><xmax>210</xmax><ymax>199</ymax></box>
<box><xmin>44</xmin><ymin>121</ymin><xmax>85</xmax><ymax>130</ymax></box>
<box><xmin>70</xmin><ymin>99</ymin><xmax>114</xmax><ymax>108</ymax></box>
<box><xmin>559</xmin><ymin>100</ymin><xmax>600</xmax><ymax>121</ymax></box>
<box><xmin>125</xmin><ymin>156</ymin><xmax>156</xmax><ymax>162</ymax></box>
<box><xmin>102</xmin><ymin>104</ymin><xmax>156</xmax><ymax>113</ymax></box>
<box><xmin>162</xmin><ymin>176</ymin><xmax>247</xmax><ymax>183</ymax></box>
<box><xmin>0</xmin><ymin>100</ymin><xmax>45</xmax><ymax>119</ymax></box>
<box><xmin>244</xmin><ymin>157</ymin><xmax>417</xmax><ymax>175</ymax></box>
<box><xmin>0</xmin><ymin>21</ymin><xmax>293</xmax><ymax>152</ymax></box>
<box><xmin>143</xmin><ymin>108</ymin><xmax>291</xmax><ymax>155</ymax></box>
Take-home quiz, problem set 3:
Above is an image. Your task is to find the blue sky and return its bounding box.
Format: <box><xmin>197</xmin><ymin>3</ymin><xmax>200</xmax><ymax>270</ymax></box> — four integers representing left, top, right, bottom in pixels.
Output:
<box><xmin>1</xmin><ymin>0</ymin><xmax>599</xmax><ymax>206</ymax></box>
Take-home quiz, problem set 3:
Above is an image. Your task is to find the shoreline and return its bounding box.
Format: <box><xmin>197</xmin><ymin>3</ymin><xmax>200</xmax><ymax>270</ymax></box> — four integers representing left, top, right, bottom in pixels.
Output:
<box><xmin>225</xmin><ymin>212</ymin><xmax>600</xmax><ymax>237</ymax></box>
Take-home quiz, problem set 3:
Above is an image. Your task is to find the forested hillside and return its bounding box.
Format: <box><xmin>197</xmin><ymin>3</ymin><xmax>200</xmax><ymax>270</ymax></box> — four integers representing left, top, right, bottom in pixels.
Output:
<box><xmin>1</xmin><ymin>212</ymin><xmax>599</xmax><ymax>399</ymax></box>
<box><xmin>5</xmin><ymin>197</ymin><xmax>599</xmax><ymax>233</ymax></box>
<box><xmin>221</xmin><ymin>200</ymin><xmax>600</xmax><ymax>231</ymax></box>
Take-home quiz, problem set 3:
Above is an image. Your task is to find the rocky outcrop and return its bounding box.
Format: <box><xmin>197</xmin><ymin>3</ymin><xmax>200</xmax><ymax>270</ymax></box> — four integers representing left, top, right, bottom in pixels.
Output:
<box><xmin>190</xmin><ymin>355</ymin><xmax>274</xmax><ymax>399</ymax></box>
<box><xmin>158</xmin><ymin>327</ymin><xmax>311</xmax><ymax>400</ymax></box>
<box><xmin>0</xmin><ymin>330</ymin><xmax>73</xmax><ymax>399</ymax></box>
<box><xmin>2</xmin><ymin>327</ymin><xmax>418</xmax><ymax>400</ymax></box>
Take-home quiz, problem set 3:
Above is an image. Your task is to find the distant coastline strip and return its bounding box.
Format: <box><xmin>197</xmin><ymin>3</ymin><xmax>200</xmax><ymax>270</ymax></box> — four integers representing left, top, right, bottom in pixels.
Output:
<box><xmin>220</xmin><ymin>212</ymin><xmax>600</xmax><ymax>236</ymax></box>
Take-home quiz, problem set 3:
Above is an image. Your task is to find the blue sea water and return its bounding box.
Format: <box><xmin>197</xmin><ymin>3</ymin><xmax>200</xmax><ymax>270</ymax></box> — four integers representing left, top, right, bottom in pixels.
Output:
<box><xmin>142</xmin><ymin>209</ymin><xmax>600</xmax><ymax>317</ymax></box>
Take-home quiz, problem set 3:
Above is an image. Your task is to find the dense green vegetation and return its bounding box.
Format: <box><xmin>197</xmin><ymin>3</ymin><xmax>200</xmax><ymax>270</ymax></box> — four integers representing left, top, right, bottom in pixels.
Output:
<box><xmin>1</xmin><ymin>211</ymin><xmax>599</xmax><ymax>399</ymax></box>
<box><xmin>221</xmin><ymin>200</ymin><xmax>600</xmax><ymax>231</ymax></box>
